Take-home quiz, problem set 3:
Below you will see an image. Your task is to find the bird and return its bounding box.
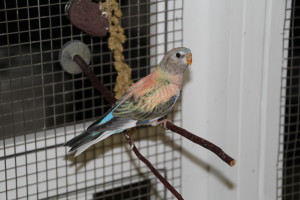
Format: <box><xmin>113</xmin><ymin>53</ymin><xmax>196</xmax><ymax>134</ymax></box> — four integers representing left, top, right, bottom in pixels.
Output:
<box><xmin>65</xmin><ymin>47</ymin><xmax>192</xmax><ymax>156</ymax></box>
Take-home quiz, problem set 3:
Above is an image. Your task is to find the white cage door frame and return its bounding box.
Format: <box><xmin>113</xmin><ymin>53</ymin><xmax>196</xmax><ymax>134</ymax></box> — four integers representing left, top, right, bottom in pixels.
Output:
<box><xmin>182</xmin><ymin>0</ymin><xmax>285</xmax><ymax>200</ymax></box>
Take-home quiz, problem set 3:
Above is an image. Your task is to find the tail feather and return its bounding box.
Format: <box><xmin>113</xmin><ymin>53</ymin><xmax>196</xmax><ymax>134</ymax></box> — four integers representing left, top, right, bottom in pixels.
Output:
<box><xmin>73</xmin><ymin>130</ymin><xmax>119</xmax><ymax>156</ymax></box>
<box><xmin>65</xmin><ymin>132</ymin><xmax>92</xmax><ymax>147</ymax></box>
<box><xmin>73</xmin><ymin>140</ymin><xmax>96</xmax><ymax>157</ymax></box>
<box><xmin>64</xmin><ymin>130</ymin><xmax>122</xmax><ymax>157</ymax></box>
<box><xmin>64</xmin><ymin>130</ymin><xmax>100</xmax><ymax>156</ymax></box>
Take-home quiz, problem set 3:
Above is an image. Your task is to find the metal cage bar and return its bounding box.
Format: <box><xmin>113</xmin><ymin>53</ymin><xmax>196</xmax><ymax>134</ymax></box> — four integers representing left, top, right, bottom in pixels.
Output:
<box><xmin>0</xmin><ymin>0</ymin><xmax>183</xmax><ymax>199</ymax></box>
<box><xmin>278</xmin><ymin>0</ymin><xmax>300</xmax><ymax>199</ymax></box>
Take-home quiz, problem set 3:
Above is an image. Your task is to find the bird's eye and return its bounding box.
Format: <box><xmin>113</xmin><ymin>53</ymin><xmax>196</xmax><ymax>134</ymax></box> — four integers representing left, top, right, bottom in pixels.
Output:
<box><xmin>176</xmin><ymin>53</ymin><xmax>181</xmax><ymax>58</ymax></box>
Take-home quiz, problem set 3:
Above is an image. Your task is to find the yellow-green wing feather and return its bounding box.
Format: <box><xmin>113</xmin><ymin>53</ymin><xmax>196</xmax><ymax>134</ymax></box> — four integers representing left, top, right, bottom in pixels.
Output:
<box><xmin>113</xmin><ymin>79</ymin><xmax>180</xmax><ymax>121</ymax></box>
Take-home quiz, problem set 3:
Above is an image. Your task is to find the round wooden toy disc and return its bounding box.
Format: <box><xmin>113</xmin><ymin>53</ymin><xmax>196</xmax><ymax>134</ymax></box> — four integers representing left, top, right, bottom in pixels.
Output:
<box><xmin>59</xmin><ymin>40</ymin><xmax>91</xmax><ymax>74</ymax></box>
<box><xmin>66</xmin><ymin>0</ymin><xmax>109</xmax><ymax>37</ymax></box>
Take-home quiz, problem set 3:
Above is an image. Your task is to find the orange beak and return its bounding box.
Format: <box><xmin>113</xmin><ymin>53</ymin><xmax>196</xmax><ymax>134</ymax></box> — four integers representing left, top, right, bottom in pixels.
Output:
<box><xmin>186</xmin><ymin>52</ymin><xmax>192</xmax><ymax>65</ymax></box>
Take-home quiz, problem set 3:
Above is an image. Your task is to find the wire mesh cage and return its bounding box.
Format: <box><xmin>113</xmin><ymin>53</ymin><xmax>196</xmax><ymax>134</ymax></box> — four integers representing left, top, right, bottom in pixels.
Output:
<box><xmin>278</xmin><ymin>0</ymin><xmax>300</xmax><ymax>199</ymax></box>
<box><xmin>0</xmin><ymin>0</ymin><xmax>183</xmax><ymax>199</ymax></box>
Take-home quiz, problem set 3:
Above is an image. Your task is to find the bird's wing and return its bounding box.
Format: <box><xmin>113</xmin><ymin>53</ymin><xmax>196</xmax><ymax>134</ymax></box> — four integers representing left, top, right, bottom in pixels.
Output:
<box><xmin>85</xmin><ymin>71</ymin><xmax>180</xmax><ymax>131</ymax></box>
<box><xmin>83</xmin><ymin>81</ymin><xmax>142</xmax><ymax>132</ymax></box>
<box><xmin>112</xmin><ymin>77</ymin><xmax>180</xmax><ymax>123</ymax></box>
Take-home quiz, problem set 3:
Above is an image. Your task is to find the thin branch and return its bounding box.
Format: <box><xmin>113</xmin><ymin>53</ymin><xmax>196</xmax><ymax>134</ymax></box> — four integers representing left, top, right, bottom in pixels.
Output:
<box><xmin>123</xmin><ymin>131</ymin><xmax>184</xmax><ymax>200</ymax></box>
<box><xmin>165</xmin><ymin>122</ymin><xmax>236</xmax><ymax>167</ymax></box>
<box><xmin>73</xmin><ymin>54</ymin><xmax>117</xmax><ymax>103</ymax></box>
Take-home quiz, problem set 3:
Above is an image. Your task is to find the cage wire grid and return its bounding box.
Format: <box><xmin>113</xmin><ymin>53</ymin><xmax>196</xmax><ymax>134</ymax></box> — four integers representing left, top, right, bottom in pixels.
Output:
<box><xmin>278</xmin><ymin>0</ymin><xmax>300</xmax><ymax>199</ymax></box>
<box><xmin>0</xmin><ymin>0</ymin><xmax>184</xmax><ymax>199</ymax></box>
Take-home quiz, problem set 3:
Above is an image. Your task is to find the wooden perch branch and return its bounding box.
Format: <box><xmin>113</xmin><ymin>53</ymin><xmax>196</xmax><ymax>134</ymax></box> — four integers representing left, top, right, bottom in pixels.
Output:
<box><xmin>165</xmin><ymin>122</ymin><xmax>236</xmax><ymax>167</ymax></box>
<box><xmin>73</xmin><ymin>55</ymin><xmax>117</xmax><ymax>104</ymax></box>
<box><xmin>122</xmin><ymin>131</ymin><xmax>184</xmax><ymax>200</ymax></box>
<box><xmin>73</xmin><ymin>54</ymin><xmax>236</xmax><ymax>200</ymax></box>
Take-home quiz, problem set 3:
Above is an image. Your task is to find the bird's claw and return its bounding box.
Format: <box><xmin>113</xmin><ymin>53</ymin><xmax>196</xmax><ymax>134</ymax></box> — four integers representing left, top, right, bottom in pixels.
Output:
<box><xmin>151</xmin><ymin>119</ymin><xmax>172</xmax><ymax>129</ymax></box>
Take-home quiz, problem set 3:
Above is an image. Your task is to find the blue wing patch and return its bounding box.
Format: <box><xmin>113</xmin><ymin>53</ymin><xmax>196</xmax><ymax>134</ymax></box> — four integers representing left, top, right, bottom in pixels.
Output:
<box><xmin>98</xmin><ymin>112</ymin><xmax>114</xmax><ymax>125</ymax></box>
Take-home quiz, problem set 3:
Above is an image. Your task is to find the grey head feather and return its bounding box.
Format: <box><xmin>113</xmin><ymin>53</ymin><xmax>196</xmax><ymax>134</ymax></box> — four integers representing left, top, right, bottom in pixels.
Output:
<box><xmin>159</xmin><ymin>47</ymin><xmax>192</xmax><ymax>75</ymax></box>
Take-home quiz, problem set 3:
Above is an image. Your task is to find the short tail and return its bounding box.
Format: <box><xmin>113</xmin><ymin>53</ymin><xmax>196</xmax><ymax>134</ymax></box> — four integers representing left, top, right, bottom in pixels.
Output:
<box><xmin>64</xmin><ymin>130</ymin><xmax>118</xmax><ymax>156</ymax></box>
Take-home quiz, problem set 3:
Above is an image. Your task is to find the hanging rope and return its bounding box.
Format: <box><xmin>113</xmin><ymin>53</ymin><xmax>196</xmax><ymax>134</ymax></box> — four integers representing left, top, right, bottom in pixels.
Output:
<box><xmin>99</xmin><ymin>0</ymin><xmax>133</xmax><ymax>99</ymax></box>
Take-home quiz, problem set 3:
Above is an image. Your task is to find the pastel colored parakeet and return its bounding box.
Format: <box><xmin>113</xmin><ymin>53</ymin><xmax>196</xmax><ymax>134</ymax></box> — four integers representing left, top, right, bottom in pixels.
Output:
<box><xmin>65</xmin><ymin>47</ymin><xmax>192</xmax><ymax>156</ymax></box>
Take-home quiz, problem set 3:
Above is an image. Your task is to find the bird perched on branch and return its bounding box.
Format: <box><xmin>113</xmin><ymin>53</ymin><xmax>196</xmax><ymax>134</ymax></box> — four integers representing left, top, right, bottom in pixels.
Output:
<box><xmin>65</xmin><ymin>47</ymin><xmax>192</xmax><ymax>156</ymax></box>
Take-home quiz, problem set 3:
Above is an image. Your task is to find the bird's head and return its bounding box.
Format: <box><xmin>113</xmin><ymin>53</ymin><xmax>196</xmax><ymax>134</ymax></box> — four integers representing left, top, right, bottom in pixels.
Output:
<box><xmin>159</xmin><ymin>47</ymin><xmax>192</xmax><ymax>75</ymax></box>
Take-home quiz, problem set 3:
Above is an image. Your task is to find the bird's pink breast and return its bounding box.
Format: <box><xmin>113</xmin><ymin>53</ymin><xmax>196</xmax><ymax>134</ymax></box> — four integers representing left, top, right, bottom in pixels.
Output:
<box><xmin>129</xmin><ymin>71</ymin><xmax>180</xmax><ymax>109</ymax></box>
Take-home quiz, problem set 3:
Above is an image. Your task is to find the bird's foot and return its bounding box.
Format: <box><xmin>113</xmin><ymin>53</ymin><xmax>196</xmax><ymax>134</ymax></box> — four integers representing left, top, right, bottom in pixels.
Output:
<box><xmin>150</xmin><ymin>119</ymin><xmax>172</xmax><ymax>129</ymax></box>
